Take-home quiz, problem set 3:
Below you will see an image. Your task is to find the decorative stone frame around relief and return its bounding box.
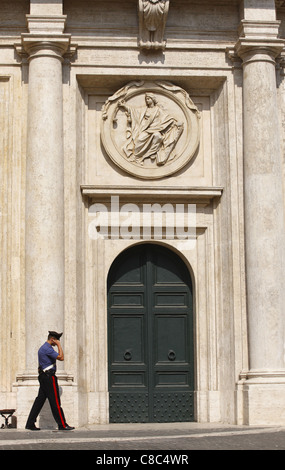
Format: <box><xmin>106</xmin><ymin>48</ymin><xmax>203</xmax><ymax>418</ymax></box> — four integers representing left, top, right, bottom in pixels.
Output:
<box><xmin>101</xmin><ymin>81</ymin><xmax>201</xmax><ymax>180</ymax></box>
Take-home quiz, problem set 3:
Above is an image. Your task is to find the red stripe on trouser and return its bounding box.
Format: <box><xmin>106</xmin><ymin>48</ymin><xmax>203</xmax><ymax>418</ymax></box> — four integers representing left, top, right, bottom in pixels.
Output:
<box><xmin>52</xmin><ymin>376</ymin><xmax>66</xmax><ymax>428</ymax></box>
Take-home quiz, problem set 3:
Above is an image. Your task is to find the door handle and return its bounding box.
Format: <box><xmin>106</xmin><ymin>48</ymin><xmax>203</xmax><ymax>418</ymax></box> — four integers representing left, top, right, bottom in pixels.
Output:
<box><xmin>168</xmin><ymin>350</ymin><xmax>176</xmax><ymax>361</ymax></box>
<box><xmin>124</xmin><ymin>350</ymin><xmax>132</xmax><ymax>361</ymax></box>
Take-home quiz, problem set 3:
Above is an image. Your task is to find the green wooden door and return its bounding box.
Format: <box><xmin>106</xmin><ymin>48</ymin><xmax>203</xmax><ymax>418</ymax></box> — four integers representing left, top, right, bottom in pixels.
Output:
<box><xmin>107</xmin><ymin>244</ymin><xmax>194</xmax><ymax>423</ymax></box>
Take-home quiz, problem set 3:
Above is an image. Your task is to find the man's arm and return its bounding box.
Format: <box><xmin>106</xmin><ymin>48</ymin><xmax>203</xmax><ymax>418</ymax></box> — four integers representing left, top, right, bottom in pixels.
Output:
<box><xmin>53</xmin><ymin>339</ymin><xmax>64</xmax><ymax>361</ymax></box>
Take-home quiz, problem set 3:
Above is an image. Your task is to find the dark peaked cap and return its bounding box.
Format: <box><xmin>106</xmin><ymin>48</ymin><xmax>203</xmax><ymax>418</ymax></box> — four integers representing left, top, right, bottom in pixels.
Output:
<box><xmin>48</xmin><ymin>331</ymin><xmax>63</xmax><ymax>340</ymax></box>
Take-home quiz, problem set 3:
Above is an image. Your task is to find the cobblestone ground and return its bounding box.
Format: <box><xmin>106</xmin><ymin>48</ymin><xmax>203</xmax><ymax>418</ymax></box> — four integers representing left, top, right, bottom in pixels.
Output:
<box><xmin>0</xmin><ymin>423</ymin><xmax>285</xmax><ymax>452</ymax></box>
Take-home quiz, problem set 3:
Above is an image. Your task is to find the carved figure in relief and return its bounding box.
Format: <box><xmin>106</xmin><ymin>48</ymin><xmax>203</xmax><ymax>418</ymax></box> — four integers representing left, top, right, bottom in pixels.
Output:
<box><xmin>117</xmin><ymin>93</ymin><xmax>183</xmax><ymax>166</ymax></box>
<box><xmin>138</xmin><ymin>0</ymin><xmax>170</xmax><ymax>50</ymax></box>
<box><xmin>101</xmin><ymin>81</ymin><xmax>201</xmax><ymax>179</ymax></box>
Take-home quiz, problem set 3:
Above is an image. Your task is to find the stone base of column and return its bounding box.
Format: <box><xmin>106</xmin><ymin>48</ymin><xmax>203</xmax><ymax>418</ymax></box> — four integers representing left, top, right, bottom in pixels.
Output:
<box><xmin>237</xmin><ymin>370</ymin><xmax>285</xmax><ymax>425</ymax></box>
<box><xmin>87</xmin><ymin>391</ymin><xmax>109</xmax><ymax>425</ymax></box>
<box><xmin>13</xmin><ymin>372</ymin><xmax>78</xmax><ymax>429</ymax></box>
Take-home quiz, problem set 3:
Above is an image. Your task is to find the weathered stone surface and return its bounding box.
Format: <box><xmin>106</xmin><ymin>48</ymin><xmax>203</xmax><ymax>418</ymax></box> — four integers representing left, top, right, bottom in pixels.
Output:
<box><xmin>1</xmin><ymin>0</ymin><xmax>285</xmax><ymax>428</ymax></box>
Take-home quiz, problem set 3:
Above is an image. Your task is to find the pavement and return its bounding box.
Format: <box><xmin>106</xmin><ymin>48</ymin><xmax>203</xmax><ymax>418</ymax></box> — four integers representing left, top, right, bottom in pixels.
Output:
<box><xmin>0</xmin><ymin>422</ymin><xmax>285</xmax><ymax>453</ymax></box>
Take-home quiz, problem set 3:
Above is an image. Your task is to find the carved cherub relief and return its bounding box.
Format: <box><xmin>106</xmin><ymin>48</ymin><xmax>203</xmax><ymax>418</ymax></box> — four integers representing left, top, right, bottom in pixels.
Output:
<box><xmin>138</xmin><ymin>0</ymin><xmax>170</xmax><ymax>50</ymax></box>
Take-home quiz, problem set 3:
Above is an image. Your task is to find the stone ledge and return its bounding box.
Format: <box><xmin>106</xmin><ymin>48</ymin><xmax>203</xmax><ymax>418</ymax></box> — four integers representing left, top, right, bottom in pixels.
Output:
<box><xmin>239</xmin><ymin>370</ymin><xmax>285</xmax><ymax>384</ymax></box>
<box><xmin>15</xmin><ymin>372</ymin><xmax>75</xmax><ymax>384</ymax></box>
<box><xmin>81</xmin><ymin>185</ymin><xmax>223</xmax><ymax>205</ymax></box>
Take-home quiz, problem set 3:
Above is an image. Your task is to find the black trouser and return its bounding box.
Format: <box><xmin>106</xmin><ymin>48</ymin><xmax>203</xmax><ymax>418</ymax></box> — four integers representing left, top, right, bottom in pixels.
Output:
<box><xmin>26</xmin><ymin>371</ymin><xmax>67</xmax><ymax>429</ymax></box>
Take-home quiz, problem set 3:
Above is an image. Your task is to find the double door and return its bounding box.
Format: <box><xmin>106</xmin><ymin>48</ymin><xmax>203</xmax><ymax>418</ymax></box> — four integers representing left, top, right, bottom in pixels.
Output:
<box><xmin>107</xmin><ymin>244</ymin><xmax>194</xmax><ymax>423</ymax></box>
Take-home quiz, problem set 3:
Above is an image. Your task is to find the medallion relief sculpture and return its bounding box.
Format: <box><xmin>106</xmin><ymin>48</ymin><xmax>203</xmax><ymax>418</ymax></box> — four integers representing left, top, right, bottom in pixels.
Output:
<box><xmin>117</xmin><ymin>93</ymin><xmax>183</xmax><ymax>166</ymax></box>
<box><xmin>101</xmin><ymin>81</ymin><xmax>200</xmax><ymax>180</ymax></box>
<box><xmin>138</xmin><ymin>0</ymin><xmax>170</xmax><ymax>50</ymax></box>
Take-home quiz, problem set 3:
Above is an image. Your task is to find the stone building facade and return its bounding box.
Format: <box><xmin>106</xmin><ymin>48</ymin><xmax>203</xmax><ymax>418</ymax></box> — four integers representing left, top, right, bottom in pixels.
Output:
<box><xmin>1</xmin><ymin>0</ymin><xmax>285</xmax><ymax>428</ymax></box>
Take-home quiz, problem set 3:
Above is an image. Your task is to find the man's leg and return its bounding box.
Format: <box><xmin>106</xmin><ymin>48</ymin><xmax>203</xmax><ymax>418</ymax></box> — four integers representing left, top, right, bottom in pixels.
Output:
<box><xmin>25</xmin><ymin>378</ymin><xmax>46</xmax><ymax>428</ymax></box>
<box><xmin>43</xmin><ymin>373</ymin><xmax>67</xmax><ymax>428</ymax></box>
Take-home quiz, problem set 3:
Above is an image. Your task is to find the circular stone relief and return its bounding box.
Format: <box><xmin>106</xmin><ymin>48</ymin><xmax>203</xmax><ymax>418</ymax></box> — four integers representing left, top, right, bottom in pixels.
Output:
<box><xmin>101</xmin><ymin>81</ymin><xmax>201</xmax><ymax>179</ymax></box>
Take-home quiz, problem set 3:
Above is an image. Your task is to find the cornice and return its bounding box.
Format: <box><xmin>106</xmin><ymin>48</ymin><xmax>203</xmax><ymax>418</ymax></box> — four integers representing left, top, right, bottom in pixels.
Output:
<box><xmin>81</xmin><ymin>185</ymin><xmax>223</xmax><ymax>206</ymax></box>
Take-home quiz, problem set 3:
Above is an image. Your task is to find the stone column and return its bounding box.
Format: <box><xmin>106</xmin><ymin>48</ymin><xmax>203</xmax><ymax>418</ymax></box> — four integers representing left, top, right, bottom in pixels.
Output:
<box><xmin>236</xmin><ymin>22</ymin><xmax>285</xmax><ymax>424</ymax></box>
<box><xmin>22</xmin><ymin>35</ymin><xmax>70</xmax><ymax>372</ymax></box>
<box><xmin>14</xmin><ymin>10</ymin><xmax>78</xmax><ymax>430</ymax></box>
<box><xmin>15</xmin><ymin>34</ymin><xmax>71</xmax><ymax>428</ymax></box>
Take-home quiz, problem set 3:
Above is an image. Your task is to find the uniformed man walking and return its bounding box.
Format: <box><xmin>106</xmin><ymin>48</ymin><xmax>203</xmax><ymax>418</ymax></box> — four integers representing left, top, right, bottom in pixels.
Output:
<box><xmin>25</xmin><ymin>331</ymin><xmax>74</xmax><ymax>431</ymax></box>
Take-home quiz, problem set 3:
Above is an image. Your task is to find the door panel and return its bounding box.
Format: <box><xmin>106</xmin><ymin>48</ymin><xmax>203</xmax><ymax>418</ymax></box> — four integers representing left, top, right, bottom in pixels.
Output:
<box><xmin>108</xmin><ymin>244</ymin><xmax>194</xmax><ymax>423</ymax></box>
<box><xmin>112</xmin><ymin>316</ymin><xmax>144</xmax><ymax>363</ymax></box>
<box><xmin>155</xmin><ymin>316</ymin><xmax>187</xmax><ymax>363</ymax></box>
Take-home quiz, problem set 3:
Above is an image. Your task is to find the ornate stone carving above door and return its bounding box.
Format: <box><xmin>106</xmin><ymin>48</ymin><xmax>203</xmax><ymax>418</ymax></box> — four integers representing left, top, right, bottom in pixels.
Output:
<box><xmin>138</xmin><ymin>0</ymin><xmax>170</xmax><ymax>50</ymax></box>
<box><xmin>101</xmin><ymin>81</ymin><xmax>201</xmax><ymax>180</ymax></box>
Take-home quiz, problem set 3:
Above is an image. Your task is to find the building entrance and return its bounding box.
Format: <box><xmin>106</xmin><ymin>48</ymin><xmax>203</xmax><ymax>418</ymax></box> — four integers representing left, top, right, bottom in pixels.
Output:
<box><xmin>107</xmin><ymin>244</ymin><xmax>195</xmax><ymax>423</ymax></box>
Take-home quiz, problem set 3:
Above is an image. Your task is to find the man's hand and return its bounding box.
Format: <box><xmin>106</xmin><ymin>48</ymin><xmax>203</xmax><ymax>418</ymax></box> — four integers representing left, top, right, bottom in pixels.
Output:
<box><xmin>52</xmin><ymin>338</ymin><xmax>64</xmax><ymax>361</ymax></box>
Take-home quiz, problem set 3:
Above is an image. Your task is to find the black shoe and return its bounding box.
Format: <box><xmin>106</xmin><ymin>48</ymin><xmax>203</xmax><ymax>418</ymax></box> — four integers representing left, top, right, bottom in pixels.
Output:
<box><xmin>25</xmin><ymin>425</ymin><xmax>40</xmax><ymax>431</ymax></box>
<box><xmin>58</xmin><ymin>425</ymin><xmax>74</xmax><ymax>431</ymax></box>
